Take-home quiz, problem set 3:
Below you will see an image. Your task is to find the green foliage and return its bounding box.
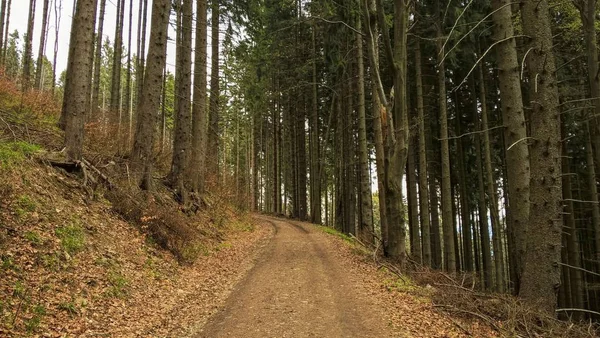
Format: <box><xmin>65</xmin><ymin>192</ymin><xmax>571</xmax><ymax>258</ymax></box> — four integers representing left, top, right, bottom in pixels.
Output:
<box><xmin>40</xmin><ymin>253</ymin><xmax>61</xmax><ymax>271</ymax></box>
<box><xmin>25</xmin><ymin>304</ymin><xmax>46</xmax><ymax>333</ymax></box>
<box><xmin>106</xmin><ymin>270</ymin><xmax>129</xmax><ymax>298</ymax></box>
<box><xmin>1</xmin><ymin>254</ymin><xmax>16</xmax><ymax>271</ymax></box>
<box><xmin>180</xmin><ymin>242</ymin><xmax>209</xmax><ymax>262</ymax></box>
<box><xmin>24</xmin><ymin>231</ymin><xmax>42</xmax><ymax>245</ymax></box>
<box><xmin>58</xmin><ymin>300</ymin><xmax>78</xmax><ymax>316</ymax></box>
<box><xmin>55</xmin><ymin>224</ymin><xmax>85</xmax><ymax>255</ymax></box>
<box><xmin>15</xmin><ymin>194</ymin><xmax>37</xmax><ymax>217</ymax></box>
<box><xmin>12</xmin><ymin>280</ymin><xmax>26</xmax><ymax>298</ymax></box>
<box><xmin>0</xmin><ymin>141</ymin><xmax>41</xmax><ymax>167</ymax></box>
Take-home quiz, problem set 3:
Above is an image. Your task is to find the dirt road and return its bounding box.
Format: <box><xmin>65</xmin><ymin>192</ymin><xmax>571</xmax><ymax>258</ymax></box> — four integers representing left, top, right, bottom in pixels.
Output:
<box><xmin>196</xmin><ymin>216</ymin><xmax>392</xmax><ymax>337</ymax></box>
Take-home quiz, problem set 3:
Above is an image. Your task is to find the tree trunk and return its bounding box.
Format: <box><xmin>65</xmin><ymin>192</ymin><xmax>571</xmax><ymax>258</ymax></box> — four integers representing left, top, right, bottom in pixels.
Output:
<box><xmin>518</xmin><ymin>0</ymin><xmax>562</xmax><ymax>314</ymax></box>
<box><xmin>575</xmin><ymin>1</ymin><xmax>600</xmax><ymax>185</ymax></box>
<box><xmin>0</xmin><ymin>0</ymin><xmax>7</xmax><ymax>62</ymax></box>
<box><xmin>207</xmin><ymin>0</ymin><xmax>220</xmax><ymax>178</ymax></box>
<box><xmin>110</xmin><ymin>0</ymin><xmax>125</xmax><ymax>118</ymax></box>
<box><xmin>563</xmin><ymin>127</ymin><xmax>583</xmax><ymax>320</ymax></box>
<box><xmin>124</xmin><ymin>0</ymin><xmax>134</xmax><ymax>143</ymax></box>
<box><xmin>22</xmin><ymin>0</ymin><xmax>36</xmax><ymax>92</ymax></box>
<box><xmin>1</xmin><ymin>0</ymin><xmax>11</xmax><ymax>64</ymax></box>
<box><xmin>415</xmin><ymin>41</ymin><xmax>431</xmax><ymax>266</ymax></box>
<box><xmin>62</xmin><ymin>0</ymin><xmax>97</xmax><ymax>161</ymax></box>
<box><xmin>436</xmin><ymin>17</ymin><xmax>455</xmax><ymax>273</ymax></box>
<box><xmin>136</xmin><ymin>0</ymin><xmax>148</xmax><ymax>102</ymax></box>
<box><xmin>475</xmin><ymin>68</ymin><xmax>493</xmax><ymax>289</ymax></box>
<box><xmin>456</xmin><ymin>111</ymin><xmax>472</xmax><ymax>272</ymax></box>
<box><xmin>92</xmin><ymin>0</ymin><xmax>106</xmax><ymax>117</ymax></box>
<box><xmin>309</xmin><ymin>23</ymin><xmax>321</xmax><ymax>224</ymax></box>
<box><xmin>356</xmin><ymin>11</ymin><xmax>373</xmax><ymax>243</ymax></box>
<box><xmin>51</xmin><ymin>0</ymin><xmax>59</xmax><ymax>94</ymax></box>
<box><xmin>362</xmin><ymin>0</ymin><xmax>388</xmax><ymax>251</ymax></box>
<box><xmin>491</xmin><ymin>0</ymin><xmax>530</xmax><ymax>294</ymax></box>
<box><xmin>191</xmin><ymin>0</ymin><xmax>208</xmax><ymax>193</ymax></box>
<box><xmin>169</xmin><ymin>0</ymin><xmax>192</xmax><ymax>202</ymax></box>
<box><xmin>34</xmin><ymin>0</ymin><xmax>50</xmax><ymax>90</ymax></box>
<box><xmin>131</xmin><ymin>0</ymin><xmax>171</xmax><ymax>190</ymax></box>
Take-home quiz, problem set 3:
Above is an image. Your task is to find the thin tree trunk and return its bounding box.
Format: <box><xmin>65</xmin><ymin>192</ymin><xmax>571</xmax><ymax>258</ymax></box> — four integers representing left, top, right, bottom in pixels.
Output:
<box><xmin>110</xmin><ymin>0</ymin><xmax>125</xmax><ymax>117</ymax></box>
<box><xmin>191</xmin><ymin>0</ymin><xmax>207</xmax><ymax>193</ymax></box>
<box><xmin>35</xmin><ymin>0</ymin><xmax>50</xmax><ymax>90</ymax></box>
<box><xmin>124</xmin><ymin>0</ymin><xmax>133</xmax><ymax>144</ymax></box>
<box><xmin>478</xmin><ymin>63</ymin><xmax>505</xmax><ymax>292</ymax></box>
<box><xmin>310</xmin><ymin>23</ymin><xmax>322</xmax><ymax>224</ymax></box>
<box><xmin>415</xmin><ymin>41</ymin><xmax>431</xmax><ymax>266</ymax></box>
<box><xmin>51</xmin><ymin>0</ymin><xmax>59</xmax><ymax>94</ymax></box>
<box><xmin>207</xmin><ymin>0</ymin><xmax>220</xmax><ymax>177</ymax></box>
<box><xmin>436</xmin><ymin>14</ymin><xmax>455</xmax><ymax>272</ymax></box>
<box><xmin>563</xmin><ymin>127</ymin><xmax>583</xmax><ymax>320</ymax></box>
<box><xmin>456</xmin><ymin>110</ymin><xmax>472</xmax><ymax>272</ymax></box>
<box><xmin>169</xmin><ymin>0</ymin><xmax>192</xmax><ymax>203</ymax></box>
<box><xmin>475</xmin><ymin>69</ymin><xmax>493</xmax><ymax>289</ymax></box>
<box><xmin>22</xmin><ymin>0</ymin><xmax>36</xmax><ymax>92</ymax></box>
<box><xmin>356</xmin><ymin>8</ymin><xmax>373</xmax><ymax>244</ymax></box>
<box><xmin>362</xmin><ymin>0</ymin><xmax>388</xmax><ymax>251</ymax></box>
<box><xmin>92</xmin><ymin>0</ymin><xmax>106</xmax><ymax>117</ymax></box>
<box><xmin>1</xmin><ymin>0</ymin><xmax>11</xmax><ymax>63</ymax></box>
<box><xmin>0</xmin><ymin>0</ymin><xmax>7</xmax><ymax>62</ymax></box>
<box><xmin>136</xmin><ymin>0</ymin><xmax>148</xmax><ymax>101</ymax></box>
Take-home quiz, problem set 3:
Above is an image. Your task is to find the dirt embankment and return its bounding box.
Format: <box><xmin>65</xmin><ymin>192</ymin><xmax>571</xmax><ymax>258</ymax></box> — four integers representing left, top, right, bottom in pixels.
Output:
<box><xmin>0</xmin><ymin>158</ymin><xmax>273</xmax><ymax>337</ymax></box>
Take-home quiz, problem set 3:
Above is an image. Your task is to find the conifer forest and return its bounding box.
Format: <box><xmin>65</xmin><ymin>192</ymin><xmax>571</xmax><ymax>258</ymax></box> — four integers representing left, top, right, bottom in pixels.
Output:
<box><xmin>2</xmin><ymin>0</ymin><xmax>600</xmax><ymax>336</ymax></box>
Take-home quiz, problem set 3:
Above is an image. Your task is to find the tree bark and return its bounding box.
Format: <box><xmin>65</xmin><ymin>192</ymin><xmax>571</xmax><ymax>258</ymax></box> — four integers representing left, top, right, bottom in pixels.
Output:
<box><xmin>34</xmin><ymin>0</ymin><xmax>50</xmax><ymax>90</ymax></box>
<box><xmin>62</xmin><ymin>0</ymin><xmax>97</xmax><ymax>161</ymax></box>
<box><xmin>356</xmin><ymin>9</ymin><xmax>373</xmax><ymax>244</ymax></box>
<box><xmin>207</xmin><ymin>0</ymin><xmax>220</xmax><ymax>178</ymax></box>
<box><xmin>92</xmin><ymin>0</ymin><xmax>106</xmax><ymax>117</ymax></box>
<box><xmin>169</xmin><ymin>0</ymin><xmax>193</xmax><ymax>202</ymax></box>
<box><xmin>191</xmin><ymin>0</ymin><xmax>208</xmax><ymax>193</ymax></box>
<box><xmin>22</xmin><ymin>0</ymin><xmax>36</xmax><ymax>92</ymax></box>
<box><xmin>362</xmin><ymin>0</ymin><xmax>388</xmax><ymax>252</ymax></box>
<box><xmin>518</xmin><ymin>0</ymin><xmax>562</xmax><ymax>315</ymax></box>
<box><xmin>491</xmin><ymin>0</ymin><xmax>529</xmax><ymax>294</ymax></box>
<box><xmin>436</xmin><ymin>15</ymin><xmax>455</xmax><ymax>273</ymax></box>
<box><xmin>110</xmin><ymin>0</ymin><xmax>125</xmax><ymax>118</ymax></box>
<box><xmin>131</xmin><ymin>0</ymin><xmax>171</xmax><ymax>190</ymax></box>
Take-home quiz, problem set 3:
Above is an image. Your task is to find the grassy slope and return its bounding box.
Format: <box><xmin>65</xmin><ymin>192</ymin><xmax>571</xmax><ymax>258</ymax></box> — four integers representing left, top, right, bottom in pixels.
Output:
<box><xmin>0</xmin><ymin>77</ymin><xmax>265</xmax><ymax>337</ymax></box>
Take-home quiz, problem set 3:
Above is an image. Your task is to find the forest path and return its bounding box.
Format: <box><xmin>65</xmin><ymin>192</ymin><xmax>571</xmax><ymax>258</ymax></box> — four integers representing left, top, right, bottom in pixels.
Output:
<box><xmin>195</xmin><ymin>215</ymin><xmax>393</xmax><ymax>338</ymax></box>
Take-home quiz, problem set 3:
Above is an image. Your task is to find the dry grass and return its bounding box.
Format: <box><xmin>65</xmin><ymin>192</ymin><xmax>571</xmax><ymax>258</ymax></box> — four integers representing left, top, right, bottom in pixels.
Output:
<box><xmin>407</xmin><ymin>269</ymin><xmax>599</xmax><ymax>337</ymax></box>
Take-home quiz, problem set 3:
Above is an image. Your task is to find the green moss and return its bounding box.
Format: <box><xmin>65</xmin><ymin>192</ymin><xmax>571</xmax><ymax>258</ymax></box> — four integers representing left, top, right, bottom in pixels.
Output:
<box><xmin>0</xmin><ymin>141</ymin><xmax>40</xmax><ymax>167</ymax></box>
<box><xmin>319</xmin><ymin>226</ymin><xmax>354</xmax><ymax>242</ymax></box>
<box><xmin>56</xmin><ymin>224</ymin><xmax>85</xmax><ymax>255</ymax></box>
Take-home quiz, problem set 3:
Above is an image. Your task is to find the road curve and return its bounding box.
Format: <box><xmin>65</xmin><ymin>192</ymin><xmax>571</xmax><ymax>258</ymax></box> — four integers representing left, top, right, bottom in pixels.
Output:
<box><xmin>195</xmin><ymin>215</ymin><xmax>391</xmax><ymax>338</ymax></box>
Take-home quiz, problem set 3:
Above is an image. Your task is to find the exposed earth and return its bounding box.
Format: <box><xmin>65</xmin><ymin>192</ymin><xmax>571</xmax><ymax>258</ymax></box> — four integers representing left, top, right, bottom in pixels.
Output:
<box><xmin>197</xmin><ymin>215</ymin><xmax>392</xmax><ymax>337</ymax></box>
